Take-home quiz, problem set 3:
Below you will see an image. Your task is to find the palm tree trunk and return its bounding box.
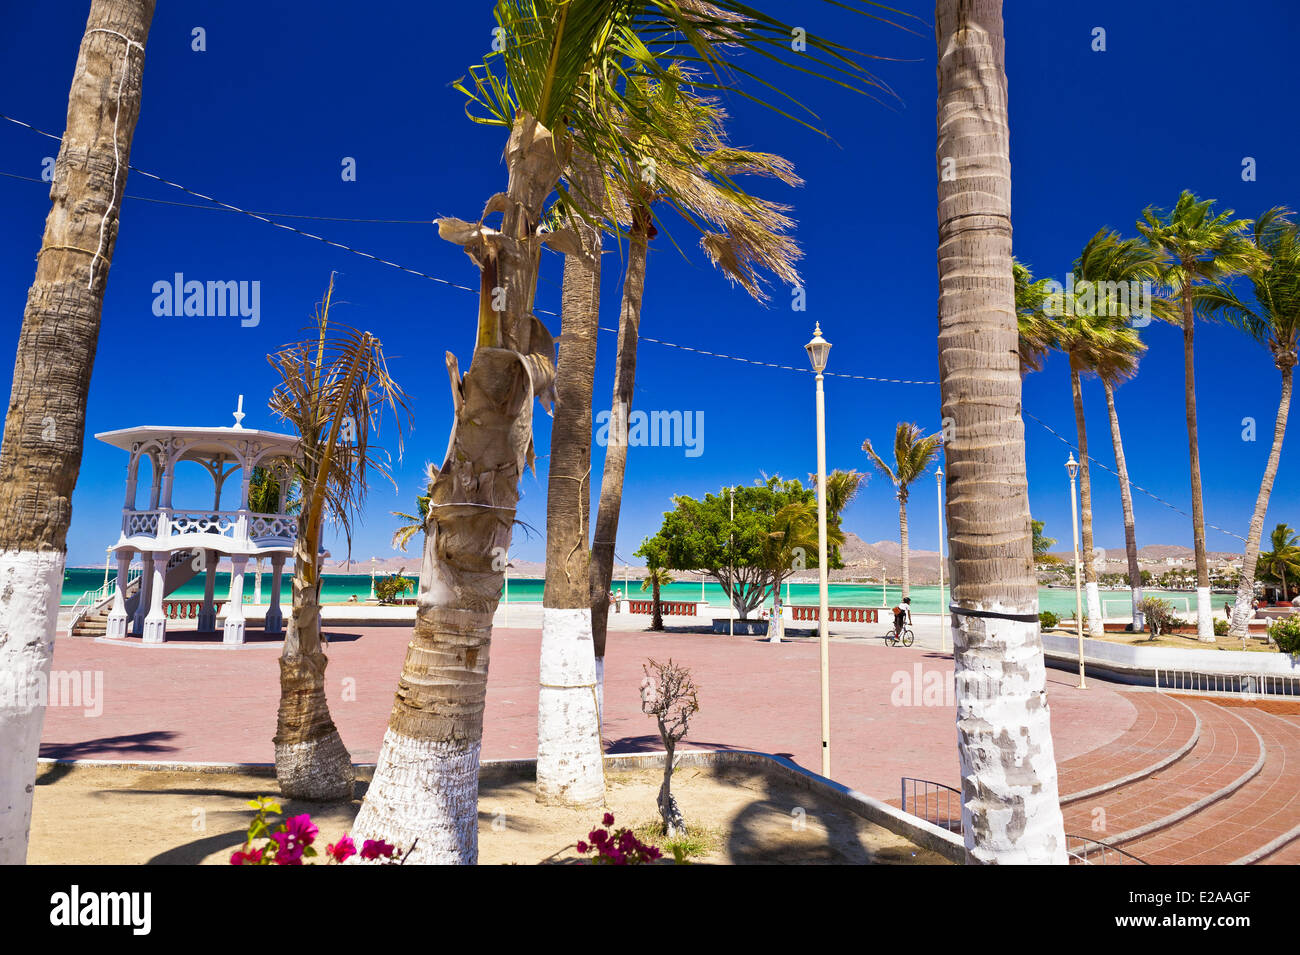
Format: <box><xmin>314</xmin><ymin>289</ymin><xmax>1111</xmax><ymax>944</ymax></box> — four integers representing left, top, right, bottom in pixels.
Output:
<box><xmin>537</xmin><ymin>155</ymin><xmax>604</xmax><ymax>807</ymax></box>
<box><xmin>351</xmin><ymin>114</ymin><xmax>564</xmax><ymax>864</ymax></box>
<box><xmin>1232</xmin><ymin>362</ymin><xmax>1295</xmax><ymax>635</ymax></box>
<box><xmin>936</xmin><ymin>0</ymin><xmax>1066</xmax><ymax>864</ymax></box>
<box><xmin>898</xmin><ymin>493</ymin><xmax>910</xmax><ymax>599</ymax></box>
<box><xmin>1180</xmin><ymin>281</ymin><xmax>1214</xmax><ymax>640</ymax></box>
<box><xmin>651</xmin><ymin>574</ymin><xmax>664</xmax><ymax>631</ymax></box>
<box><xmin>590</xmin><ymin>211</ymin><xmax>650</xmax><ymax>721</ymax></box>
<box><xmin>0</xmin><ymin>0</ymin><xmax>154</xmax><ymax>865</ymax></box>
<box><xmin>1070</xmin><ymin>365</ymin><xmax>1104</xmax><ymax>636</ymax></box>
<box><xmin>1103</xmin><ymin>381</ymin><xmax>1144</xmax><ymax>631</ymax></box>
<box><xmin>273</xmin><ymin>538</ymin><xmax>354</xmax><ymax>800</ymax></box>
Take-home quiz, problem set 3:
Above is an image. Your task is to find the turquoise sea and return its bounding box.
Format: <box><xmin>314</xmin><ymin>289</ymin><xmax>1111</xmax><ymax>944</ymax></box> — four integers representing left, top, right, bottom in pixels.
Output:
<box><xmin>61</xmin><ymin>568</ymin><xmax>1204</xmax><ymax>618</ymax></box>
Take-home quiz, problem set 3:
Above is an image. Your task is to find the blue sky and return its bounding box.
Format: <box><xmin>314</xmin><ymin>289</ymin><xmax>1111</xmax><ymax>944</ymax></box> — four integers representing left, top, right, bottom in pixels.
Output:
<box><xmin>2</xmin><ymin>0</ymin><xmax>1297</xmax><ymax>568</ymax></box>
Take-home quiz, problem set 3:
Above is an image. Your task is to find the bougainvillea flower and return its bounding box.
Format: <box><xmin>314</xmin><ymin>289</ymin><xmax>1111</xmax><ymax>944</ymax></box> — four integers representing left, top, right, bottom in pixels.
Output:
<box><xmin>602</xmin><ymin>813</ymin><xmax>615</xmax><ymax>827</ymax></box>
<box><xmin>230</xmin><ymin>846</ymin><xmax>265</xmax><ymax>865</ymax></box>
<box><xmin>326</xmin><ymin>835</ymin><xmax>357</xmax><ymax>863</ymax></box>
<box><xmin>283</xmin><ymin>814</ymin><xmax>319</xmax><ymax>846</ymax></box>
<box><xmin>360</xmin><ymin>838</ymin><xmax>396</xmax><ymax>860</ymax></box>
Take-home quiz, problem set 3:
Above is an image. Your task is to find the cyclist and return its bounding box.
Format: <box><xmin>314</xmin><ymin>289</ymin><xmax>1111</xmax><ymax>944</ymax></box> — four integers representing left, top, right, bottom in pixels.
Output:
<box><xmin>891</xmin><ymin>596</ymin><xmax>912</xmax><ymax>637</ymax></box>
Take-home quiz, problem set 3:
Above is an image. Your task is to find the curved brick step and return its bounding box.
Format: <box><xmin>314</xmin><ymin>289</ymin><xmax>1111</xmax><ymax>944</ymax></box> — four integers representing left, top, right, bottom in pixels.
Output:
<box><xmin>1058</xmin><ymin>691</ymin><xmax>1200</xmax><ymax>803</ymax></box>
<box><xmin>1059</xmin><ymin>698</ymin><xmax>1263</xmax><ymax>847</ymax></box>
<box><xmin>1251</xmin><ymin>829</ymin><xmax>1300</xmax><ymax>865</ymax></box>
<box><xmin>1120</xmin><ymin>705</ymin><xmax>1298</xmax><ymax>864</ymax></box>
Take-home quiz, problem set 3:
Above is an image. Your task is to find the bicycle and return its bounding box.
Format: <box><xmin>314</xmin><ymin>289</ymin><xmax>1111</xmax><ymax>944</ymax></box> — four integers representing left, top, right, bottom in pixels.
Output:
<box><xmin>884</xmin><ymin>623</ymin><xmax>914</xmax><ymax>647</ymax></box>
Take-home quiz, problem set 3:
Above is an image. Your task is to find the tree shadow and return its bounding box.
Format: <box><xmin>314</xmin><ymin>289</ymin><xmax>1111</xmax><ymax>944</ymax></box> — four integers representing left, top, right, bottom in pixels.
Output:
<box><xmin>39</xmin><ymin>730</ymin><xmax>179</xmax><ymax>766</ymax></box>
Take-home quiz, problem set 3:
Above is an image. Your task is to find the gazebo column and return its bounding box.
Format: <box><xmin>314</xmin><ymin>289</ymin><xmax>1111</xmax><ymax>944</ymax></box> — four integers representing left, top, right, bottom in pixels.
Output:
<box><xmin>198</xmin><ymin>551</ymin><xmax>218</xmax><ymax>632</ymax></box>
<box><xmin>265</xmin><ymin>554</ymin><xmax>286</xmax><ymax>634</ymax></box>
<box><xmin>224</xmin><ymin>555</ymin><xmax>249</xmax><ymax>645</ymax></box>
<box><xmin>132</xmin><ymin>552</ymin><xmax>155</xmax><ymax>635</ymax></box>
<box><xmin>106</xmin><ymin>550</ymin><xmax>133</xmax><ymax>639</ymax></box>
<box><xmin>142</xmin><ymin>550</ymin><xmax>172</xmax><ymax>644</ymax></box>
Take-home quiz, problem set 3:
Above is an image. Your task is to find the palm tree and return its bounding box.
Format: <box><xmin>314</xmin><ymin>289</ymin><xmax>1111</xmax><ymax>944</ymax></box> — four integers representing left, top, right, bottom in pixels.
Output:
<box><xmin>248</xmin><ymin>466</ymin><xmax>300</xmax><ymax>603</ymax></box>
<box><xmin>936</xmin><ymin>0</ymin><xmax>1067</xmax><ymax>863</ymax></box>
<box><xmin>267</xmin><ymin>276</ymin><xmax>409</xmax><ymax>800</ymax></box>
<box><xmin>1260</xmin><ymin>523</ymin><xmax>1300</xmax><ymax>603</ymax></box>
<box><xmin>589</xmin><ymin>71</ymin><xmax>803</xmax><ymax>716</ymax></box>
<box><xmin>1200</xmin><ymin>210</ymin><xmax>1298</xmax><ymax>636</ymax></box>
<box><xmin>862</xmin><ymin>424</ymin><xmax>940</xmax><ymax>600</ymax></box>
<box><xmin>1014</xmin><ymin>258</ymin><xmax>1056</xmax><ymax>375</ymax></box>
<box><xmin>640</xmin><ymin>566</ymin><xmax>674</xmax><ymax>631</ymax></box>
<box><xmin>763</xmin><ymin>499</ymin><xmax>844</xmax><ymax>641</ymax></box>
<box><xmin>352</xmin><ymin>0</ymin><xmax>901</xmax><ymax>865</ymax></box>
<box><xmin>1049</xmin><ymin>231</ymin><xmax>1165</xmax><ymax>635</ymax></box>
<box><xmin>1138</xmin><ymin>191</ymin><xmax>1267</xmax><ymax>640</ymax></box>
<box><xmin>537</xmin><ymin>153</ymin><xmax>606</xmax><ymax>808</ymax></box>
<box><xmin>0</xmin><ymin>0</ymin><xmax>155</xmax><ymax>865</ymax></box>
<box><xmin>390</xmin><ymin>463</ymin><xmax>436</xmax><ymax>552</ymax></box>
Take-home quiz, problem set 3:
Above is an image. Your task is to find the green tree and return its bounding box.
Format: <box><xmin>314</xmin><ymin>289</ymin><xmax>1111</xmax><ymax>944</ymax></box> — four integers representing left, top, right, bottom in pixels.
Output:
<box><xmin>639</xmin><ymin>566</ymin><xmax>674</xmax><ymax>632</ymax></box>
<box><xmin>639</xmin><ymin>477</ymin><xmax>842</xmax><ymax>622</ymax></box>
<box><xmin>1138</xmin><ymin>191</ymin><xmax>1268</xmax><ymax>640</ymax></box>
<box><xmin>1200</xmin><ymin>210</ymin><xmax>1299</xmax><ymax>634</ymax></box>
<box><xmin>862</xmin><ymin>423</ymin><xmax>941</xmax><ymax>599</ymax></box>
<box><xmin>389</xmin><ymin>463</ymin><xmax>435</xmax><ymax>552</ymax></box>
<box><xmin>1032</xmin><ymin>519</ymin><xmax>1059</xmax><ymax>563</ymax></box>
<box><xmin>1259</xmin><ymin>523</ymin><xmax>1300</xmax><ymax>602</ymax></box>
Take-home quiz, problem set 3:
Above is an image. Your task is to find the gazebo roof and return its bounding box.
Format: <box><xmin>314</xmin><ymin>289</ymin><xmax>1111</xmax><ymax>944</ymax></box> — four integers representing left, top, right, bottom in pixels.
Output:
<box><xmin>95</xmin><ymin>425</ymin><xmax>298</xmax><ymax>463</ymax></box>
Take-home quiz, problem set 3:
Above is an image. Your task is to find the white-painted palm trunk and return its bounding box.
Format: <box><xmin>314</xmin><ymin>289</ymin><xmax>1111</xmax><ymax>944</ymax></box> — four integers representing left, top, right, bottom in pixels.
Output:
<box><xmin>1085</xmin><ymin>581</ymin><xmax>1103</xmax><ymax>637</ymax></box>
<box><xmin>951</xmin><ymin>611</ymin><xmax>1067</xmax><ymax>865</ymax></box>
<box><xmin>0</xmin><ymin>550</ymin><xmax>65</xmax><ymax>864</ymax></box>
<box><xmin>1196</xmin><ymin>587</ymin><xmax>1214</xmax><ymax>642</ymax></box>
<box><xmin>1130</xmin><ymin>587</ymin><xmax>1145</xmax><ymax>631</ymax></box>
<box><xmin>349</xmin><ymin>730</ymin><xmax>480</xmax><ymax>864</ymax></box>
<box><xmin>536</xmin><ymin>607</ymin><xmax>604</xmax><ymax>806</ymax></box>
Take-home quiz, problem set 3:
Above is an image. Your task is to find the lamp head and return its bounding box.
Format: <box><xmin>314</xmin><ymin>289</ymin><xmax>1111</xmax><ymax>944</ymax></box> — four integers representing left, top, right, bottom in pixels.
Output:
<box><xmin>804</xmin><ymin>322</ymin><xmax>831</xmax><ymax>373</ymax></box>
<box><xmin>1065</xmin><ymin>452</ymin><xmax>1080</xmax><ymax>480</ymax></box>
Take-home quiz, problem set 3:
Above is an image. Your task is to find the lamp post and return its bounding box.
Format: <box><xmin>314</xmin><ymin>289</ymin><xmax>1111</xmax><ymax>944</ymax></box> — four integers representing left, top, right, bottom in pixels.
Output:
<box><xmin>103</xmin><ymin>547</ymin><xmax>112</xmax><ymax>592</ymax></box>
<box><xmin>805</xmin><ymin>323</ymin><xmax>832</xmax><ymax>778</ymax></box>
<box><xmin>504</xmin><ymin>558</ymin><xmax>514</xmax><ymax>627</ymax></box>
<box><xmin>370</xmin><ymin>557</ymin><xmax>376</xmax><ymax>602</ymax></box>
<box><xmin>1066</xmin><ymin>453</ymin><xmax>1087</xmax><ymax>689</ymax></box>
<box><xmin>728</xmin><ymin>485</ymin><xmax>735</xmax><ymax>638</ymax></box>
<box><xmin>936</xmin><ymin>465</ymin><xmax>946</xmax><ymax>653</ymax></box>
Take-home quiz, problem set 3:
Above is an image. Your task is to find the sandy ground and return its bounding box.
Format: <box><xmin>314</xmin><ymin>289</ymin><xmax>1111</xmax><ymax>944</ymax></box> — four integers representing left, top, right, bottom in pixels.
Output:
<box><xmin>29</xmin><ymin>762</ymin><xmax>950</xmax><ymax>865</ymax></box>
<box><xmin>1047</xmin><ymin>627</ymin><xmax>1279</xmax><ymax>653</ymax></box>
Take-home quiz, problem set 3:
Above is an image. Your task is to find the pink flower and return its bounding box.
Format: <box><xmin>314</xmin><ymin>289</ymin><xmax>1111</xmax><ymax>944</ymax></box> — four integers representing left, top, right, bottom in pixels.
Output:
<box><xmin>326</xmin><ymin>835</ymin><xmax>356</xmax><ymax>863</ymax></box>
<box><xmin>602</xmin><ymin>812</ymin><xmax>615</xmax><ymax>827</ymax></box>
<box><xmin>283</xmin><ymin>814</ymin><xmax>319</xmax><ymax>846</ymax></box>
<box><xmin>361</xmin><ymin>838</ymin><xmax>396</xmax><ymax>860</ymax></box>
<box><xmin>271</xmin><ymin>831</ymin><xmax>306</xmax><ymax>865</ymax></box>
<box><xmin>230</xmin><ymin>847</ymin><xmax>264</xmax><ymax>865</ymax></box>
<box><xmin>576</xmin><ymin>841</ymin><xmax>589</xmax><ymax>854</ymax></box>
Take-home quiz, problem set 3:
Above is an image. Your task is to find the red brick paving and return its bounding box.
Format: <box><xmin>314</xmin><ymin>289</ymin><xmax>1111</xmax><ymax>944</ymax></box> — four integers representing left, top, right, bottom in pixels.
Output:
<box><xmin>1060</xmin><ymin>698</ymin><xmax>1262</xmax><ymax>844</ymax></box>
<box><xmin>40</xmin><ymin>627</ymin><xmax>1127</xmax><ymax>804</ymax></box>
<box><xmin>1057</xmin><ymin>692</ymin><xmax>1196</xmax><ymax>800</ymax></box>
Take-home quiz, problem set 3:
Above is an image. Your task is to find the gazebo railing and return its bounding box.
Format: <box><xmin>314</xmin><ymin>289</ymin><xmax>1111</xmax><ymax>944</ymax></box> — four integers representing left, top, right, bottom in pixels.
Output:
<box><xmin>121</xmin><ymin>508</ymin><xmax>297</xmax><ymax>544</ymax></box>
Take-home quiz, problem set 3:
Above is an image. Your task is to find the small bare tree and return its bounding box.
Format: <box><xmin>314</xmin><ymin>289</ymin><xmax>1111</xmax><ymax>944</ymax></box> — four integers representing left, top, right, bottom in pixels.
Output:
<box><xmin>640</xmin><ymin>658</ymin><xmax>699</xmax><ymax>838</ymax></box>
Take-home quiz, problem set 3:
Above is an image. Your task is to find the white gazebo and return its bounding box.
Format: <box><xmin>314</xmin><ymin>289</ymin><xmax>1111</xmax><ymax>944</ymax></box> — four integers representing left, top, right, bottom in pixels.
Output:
<box><xmin>95</xmin><ymin>401</ymin><xmax>301</xmax><ymax>645</ymax></box>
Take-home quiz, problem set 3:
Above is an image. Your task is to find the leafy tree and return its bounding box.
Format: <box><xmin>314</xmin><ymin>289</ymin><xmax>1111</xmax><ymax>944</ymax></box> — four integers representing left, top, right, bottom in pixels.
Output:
<box><xmin>1032</xmin><ymin>519</ymin><xmax>1059</xmax><ymax>562</ymax></box>
<box><xmin>862</xmin><ymin>423</ymin><xmax>941</xmax><ymax>598</ymax></box>
<box><xmin>638</xmin><ymin>477</ymin><xmax>842</xmax><ymax>620</ymax></box>
<box><xmin>1259</xmin><ymin>523</ymin><xmax>1300</xmax><ymax>600</ymax></box>
<box><xmin>639</xmin><ymin>565</ymin><xmax>674</xmax><ymax>632</ymax></box>
<box><xmin>375</xmin><ymin>573</ymin><xmax>414</xmax><ymax>605</ymax></box>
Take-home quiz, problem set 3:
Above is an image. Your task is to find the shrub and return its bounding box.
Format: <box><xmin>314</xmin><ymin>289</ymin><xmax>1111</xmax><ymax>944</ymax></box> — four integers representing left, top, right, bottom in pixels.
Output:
<box><xmin>1138</xmin><ymin>597</ymin><xmax>1179</xmax><ymax>637</ymax></box>
<box><xmin>1268</xmin><ymin>616</ymin><xmax>1300</xmax><ymax>655</ymax></box>
<box><xmin>576</xmin><ymin>813</ymin><xmax>662</xmax><ymax>865</ymax></box>
<box><xmin>1039</xmin><ymin>611</ymin><xmax>1059</xmax><ymax>631</ymax></box>
<box><xmin>1214</xmin><ymin>618</ymin><xmax>1230</xmax><ymax>637</ymax></box>
<box><xmin>230</xmin><ymin>796</ymin><xmax>410</xmax><ymax>865</ymax></box>
<box><xmin>375</xmin><ymin>573</ymin><xmax>414</xmax><ymax>604</ymax></box>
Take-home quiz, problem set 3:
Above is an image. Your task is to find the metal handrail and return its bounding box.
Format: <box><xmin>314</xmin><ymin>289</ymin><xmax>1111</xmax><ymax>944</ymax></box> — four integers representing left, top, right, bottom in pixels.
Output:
<box><xmin>900</xmin><ymin>776</ymin><xmax>962</xmax><ymax>833</ymax></box>
<box><xmin>1155</xmin><ymin>668</ymin><xmax>1300</xmax><ymax>699</ymax></box>
<box><xmin>1065</xmin><ymin>834</ymin><xmax>1148</xmax><ymax>865</ymax></box>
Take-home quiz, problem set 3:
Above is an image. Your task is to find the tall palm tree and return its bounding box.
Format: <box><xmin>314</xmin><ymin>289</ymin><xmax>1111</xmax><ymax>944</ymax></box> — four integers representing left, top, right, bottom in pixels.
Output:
<box><xmin>936</xmin><ymin>0</ymin><xmax>1067</xmax><ymax>863</ymax></box>
<box><xmin>351</xmin><ymin>0</ymin><xmax>901</xmax><ymax>865</ymax></box>
<box><xmin>1200</xmin><ymin>210</ymin><xmax>1298</xmax><ymax>636</ymax></box>
<box><xmin>537</xmin><ymin>153</ymin><xmax>606</xmax><ymax>808</ymax></box>
<box><xmin>0</xmin><ymin>0</ymin><xmax>155</xmax><ymax>865</ymax></box>
<box><xmin>1014</xmin><ymin>258</ymin><xmax>1056</xmax><ymax>375</ymax></box>
<box><xmin>1049</xmin><ymin>231</ymin><xmax>1166</xmax><ymax>635</ymax></box>
<box><xmin>1260</xmin><ymin>523</ymin><xmax>1300</xmax><ymax>603</ymax></box>
<box><xmin>763</xmin><ymin>499</ymin><xmax>844</xmax><ymax>641</ymax></box>
<box><xmin>588</xmin><ymin>71</ymin><xmax>804</xmax><ymax>713</ymax></box>
<box><xmin>268</xmin><ymin>276</ymin><xmax>408</xmax><ymax>800</ymax></box>
<box><xmin>1138</xmin><ymin>191</ymin><xmax>1267</xmax><ymax>640</ymax></box>
<box><xmin>862</xmin><ymin>424</ymin><xmax>940</xmax><ymax>600</ymax></box>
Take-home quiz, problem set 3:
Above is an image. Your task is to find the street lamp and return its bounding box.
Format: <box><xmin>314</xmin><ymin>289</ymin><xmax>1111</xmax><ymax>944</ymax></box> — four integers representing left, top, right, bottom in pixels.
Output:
<box><xmin>370</xmin><ymin>557</ymin><xmax>377</xmax><ymax>602</ymax></box>
<box><xmin>805</xmin><ymin>322</ymin><xmax>832</xmax><ymax>778</ymax></box>
<box><xmin>1066</xmin><ymin>453</ymin><xmax>1087</xmax><ymax>689</ymax></box>
<box><xmin>936</xmin><ymin>465</ymin><xmax>946</xmax><ymax>653</ymax></box>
